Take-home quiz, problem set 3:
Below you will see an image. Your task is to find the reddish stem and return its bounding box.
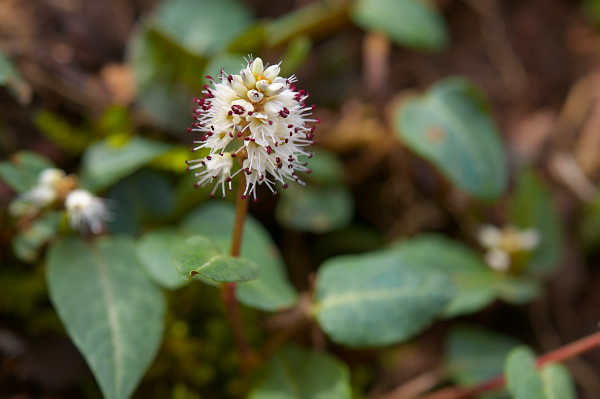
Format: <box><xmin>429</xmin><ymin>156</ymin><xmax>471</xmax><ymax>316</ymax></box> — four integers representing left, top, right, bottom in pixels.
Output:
<box><xmin>417</xmin><ymin>330</ymin><xmax>600</xmax><ymax>399</ymax></box>
<box><xmin>221</xmin><ymin>168</ymin><xmax>253</xmax><ymax>372</ymax></box>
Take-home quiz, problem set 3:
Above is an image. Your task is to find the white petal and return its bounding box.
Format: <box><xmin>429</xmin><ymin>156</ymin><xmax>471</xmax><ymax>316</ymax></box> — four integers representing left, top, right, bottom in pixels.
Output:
<box><xmin>264</xmin><ymin>83</ymin><xmax>285</xmax><ymax>96</ymax></box>
<box><xmin>251</xmin><ymin>57</ymin><xmax>264</xmax><ymax>75</ymax></box>
<box><xmin>519</xmin><ymin>229</ymin><xmax>541</xmax><ymax>250</ymax></box>
<box><xmin>241</xmin><ymin>69</ymin><xmax>256</xmax><ymax>88</ymax></box>
<box><xmin>263</xmin><ymin>64</ymin><xmax>280</xmax><ymax>81</ymax></box>
<box><xmin>477</xmin><ymin>224</ymin><xmax>502</xmax><ymax>249</ymax></box>
<box><xmin>256</xmin><ymin>79</ymin><xmax>270</xmax><ymax>91</ymax></box>
<box><xmin>485</xmin><ymin>249</ymin><xmax>510</xmax><ymax>271</ymax></box>
<box><xmin>247</xmin><ymin>89</ymin><xmax>264</xmax><ymax>102</ymax></box>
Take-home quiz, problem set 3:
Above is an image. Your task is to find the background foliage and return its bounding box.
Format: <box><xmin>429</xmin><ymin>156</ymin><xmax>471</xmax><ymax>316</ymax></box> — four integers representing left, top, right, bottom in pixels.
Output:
<box><xmin>1</xmin><ymin>0</ymin><xmax>600</xmax><ymax>398</ymax></box>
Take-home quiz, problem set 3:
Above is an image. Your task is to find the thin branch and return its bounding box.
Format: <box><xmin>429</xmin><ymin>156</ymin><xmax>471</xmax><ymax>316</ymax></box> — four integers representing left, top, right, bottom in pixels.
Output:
<box><xmin>415</xmin><ymin>330</ymin><xmax>600</xmax><ymax>399</ymax></box>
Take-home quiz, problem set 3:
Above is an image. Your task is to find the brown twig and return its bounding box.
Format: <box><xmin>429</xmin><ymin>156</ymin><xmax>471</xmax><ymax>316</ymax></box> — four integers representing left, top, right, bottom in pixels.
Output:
<box><xmin>415</xmin><ymin>330</ymin><xmax>600</xmax><ymax>399</ymax></box>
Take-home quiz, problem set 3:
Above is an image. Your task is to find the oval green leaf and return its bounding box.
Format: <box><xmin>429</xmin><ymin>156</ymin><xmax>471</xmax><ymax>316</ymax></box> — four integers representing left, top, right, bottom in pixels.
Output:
<box><xmin>541</xmin><ymin>364</ymin><xmax>576</xmax><ymax>399</ymax></box>
<box><xmin>388</xmin><ymin>235</ymin><xmax>497</xmax><ymax>317</ymax></box>
<box><xmin>182</xmin><ymin>202</ymin><xmax>298</xmax><ymax>311</ymax></box>
<box><xmin>446</xmin><ymin>325</ymin><xmax>520</xmax><ymax>386</ymax></box>
<box><xmin>152</xmin><ymin>0</ymin><xmax>253</xmax><ymax>56</ymax></box>
<box><xmin>81</xmin><ymin>136</ymin><xmax>172</xmax><ymax>191</ymax></box>
<box><xmin>351</xmin><ymin>0</ymin><xmax>448</xmax><ymax>51</ymax></box>
<box><xmin>47</xmin><ymin>236</ymin><xmax>165</xmax><ymax>399</ymax></box>
<box><xmin>276</xmin><ymin>185</ymin><xmax>353</xmax><ymax>233</ymax></box>
<box><xmin>0</xmin><ymin>151</ymin><xmax>53</xmax><ymax>193</ymax></box>
<box><xmin>314</xmin><ymin>251</ymin><xmax>455</xmax><ymax>347</ymax></box>
<box><xmin>248</xmin><ymin>346</ymin><xmax>351</xmax><ymax>399</ymax></box>
<box><xmin>395</xmin><ymin>78</ymin><xmax>508</xmax><ymax>200</ymax></box>
<box><xmin>137</xmin><ymin>228</ymin><xmax>188</xmax><ymax>290</ymax></box>
<box><xmin>505</xmin><ymin>347</ymin><xmax>547</xmax><ymax>399</ymax></box>
<box><xmin>172</xmin><ymin>235</ymin><xmax>258</xmax><ymax>283</ymax></box>
<box><xmin>509</xmin><ymin>170</ymin><xmax>563</xmax><ymax>275</ymax></box>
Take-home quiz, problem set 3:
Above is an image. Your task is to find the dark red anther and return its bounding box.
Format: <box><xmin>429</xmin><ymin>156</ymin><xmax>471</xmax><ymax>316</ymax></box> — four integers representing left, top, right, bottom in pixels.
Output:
<box><xmin>237</xmin><ymin>132</ymin><xmax>243</xmax><ymax>137</ymax></box>
<box><xmin>268</xmin><ymin>120</ymin><xmax>273</xmax><ymax>125</ymax></box>
<box><xmin>228</xmin><ymin>111</ymin><xmax>233</xmax><ymax>116</ymax></box>
<box><xmin>266</xmin><ymin>146</ymin><xmax>273</xmax><ymax>154</ymax></box>
<box><xmin>227</xmin><ymin>75</ymin><xmax>233</xmax><ymax>83</ymax></box>
<box><xmin>287</xmin><ymin>124</ymin><xmax>293</xmax><ymax>128</ymax></box>
<box><xmin>205</xmin><ymin>75</ymin><xmax>213</xmax><ymax>80</ymax></box>
<box><xmin>283</xmin><ymin>183</ymin><xmax>289</xmax><ymax>189</ymax></box>
<box><xmin>248</xmin><ymin>111</ymin><xmax>253</xmax><ymax>115</ymax></box>
<box><xmin>206</xmin><ymin>156</ymin><xmax>212</xmax><ymax>160</ymax></box>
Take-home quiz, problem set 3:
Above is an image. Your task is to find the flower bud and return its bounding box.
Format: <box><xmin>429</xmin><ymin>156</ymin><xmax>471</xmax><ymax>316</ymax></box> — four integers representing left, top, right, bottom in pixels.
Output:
<box><xmin>264</xmin><ymin>83</ymin><xmax>285</xmax><ymax>96</ymax></box>
<box><xmin>251</xmin><ymin>57</ymin><xmax>264</xmax><ymax>75</ymax></box>
<box><xmin>247</xmin><ymin>89</ymin><xmax>264</xmax><ymax>103</ymax></box>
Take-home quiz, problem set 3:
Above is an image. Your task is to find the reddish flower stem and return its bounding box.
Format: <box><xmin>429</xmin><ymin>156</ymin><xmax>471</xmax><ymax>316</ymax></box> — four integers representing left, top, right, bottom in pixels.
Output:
<box><xmin>416</xmin><ymin>329</ymin><xmax>600</xmax><ymax>399</ymax></box>
<box><xmin>222</xmin><ymin>168</ymin><xmax>253</xmax><ymax>373</ymax></box>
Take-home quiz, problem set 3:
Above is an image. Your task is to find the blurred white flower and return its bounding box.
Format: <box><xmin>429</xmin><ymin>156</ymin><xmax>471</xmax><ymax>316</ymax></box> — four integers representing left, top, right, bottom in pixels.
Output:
<box><xmin>10</xmin><ymin>168</ymin><xmax>66</xmax><ymax>216</ymax></box>
<box><xmin>477</xmin><ymin>224</ymin><xmax>540</xmax><ymax>271</ymax></box>
<box><xmin>65</xmin><ymin>189</ymin><xmax>110</xmax><ymax>234</ymax></box>
<box><xmin>187</xmin><ymin>56</ymin><xmax>316</xmax><ymax>199</ymax></box>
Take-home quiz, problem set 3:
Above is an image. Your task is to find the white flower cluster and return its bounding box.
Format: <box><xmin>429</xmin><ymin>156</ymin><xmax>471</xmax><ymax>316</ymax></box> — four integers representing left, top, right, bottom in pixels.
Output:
<box><xmin>187</xmin><ymin>56</ymin><xmax>316</xmax><ymax>199</ymax></box>
<box><xmin>12</xmin><ymin>168</ymin><xmax>110</xmax><ymax>235</ymax></box>
<box><xmin>477</xmin><ymin>224</ymin><xmax>540</xmax><ymax>271</ymax></box>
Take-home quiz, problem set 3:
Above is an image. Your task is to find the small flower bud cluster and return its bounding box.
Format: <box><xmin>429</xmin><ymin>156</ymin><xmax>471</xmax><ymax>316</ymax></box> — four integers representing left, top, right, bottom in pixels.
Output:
<box><xmin>11</xmin><ymin>168</ymin><xmax>110</xmax><ymax>235</ymax></box>
<box><xmin>477</xmin><ymin>224</ymin><xmax>540</xmax><ymax>272</ymax></box>
<box><xmin>187</xmin><ymin>56</ymin><xmax>317</xmax><ymax>199</ymax></box>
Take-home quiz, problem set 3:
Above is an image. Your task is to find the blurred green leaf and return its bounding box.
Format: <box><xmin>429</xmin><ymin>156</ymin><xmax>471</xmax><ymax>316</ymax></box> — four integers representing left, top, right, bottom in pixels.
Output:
<box><xmin>137</xmin><ymin>228</ymin><xmax>188</xmax><ymax>290</ymax></box>
<box><xmin>266</xmin><ymin>0</ymin><xmax>350</xmax><ymax>47</ymax></box>
<box><xmin>351</xmin><ymin>0</ymin><xmax>448</xmax><ymax>51</ymax></box>
<box><xmin>389</xmin><ymin>235</ymin><xmax>497</xmax><ymax>317</ymax></box>
<box><xmin>540</xmin><ymin>364</ymin><xmax>577</xmax><ymax>399</ymax></box>
<box><xmin>280</xmin><ymin>36</ymin><xmax>312</xmax><ymax>77</ymax></box>
<box><xmin>396</xmin><ymin>78</ymin><xmax>508</xmax><ymax>200</ymax></box>
<box><xmin>181</xmin><ymin>202</ymin><xmax>298</xmax><ymax>311</ymax></box>
<box><xmin>227</xmin><ymin>22</ymin><xmax>268</xmax><ymax>54</ymax></box>
<box><xmin>300</xmin><ymin>148</ymin><xmax>346</xmax><ymax>186</ymax></box>
<box><xmin>0</xmin><ymin>50</ymin><xmax>31</xmax><ymax>104</ymax></box>
<box><xmin>0</xmin><ymin>151</ymin><xmax>53</xmax><ymax>193</ymax></box>
<box><xmin>105</xmin><ymin>169</ymin><xmax>177</xmax><ymax>234</ymax></box>
<box><xmin>173</xmin><ymin>236</ymin><xmax>258</xmax><ymax>283</ymax></box>
<box><xmin>509</xmin><ymin>170</ymin><xmax>563</xmax><ymax>275</ymax></box>
<box><xmin>583</xmin><ymin>0</ymin><xmax>600</xmax><ymax>28</ymax></box>
<box><xmin>47</xmin><ymin>236</ymin><xmax>165</xmax><ymax>399</ymax></box>
<box><xmin>35</xmin><ymin>111</ymin><xmax>95</xmax><ymax>154</ymax></box>
<box><xmin>152</xmin><ymin>0</ymin><xmax>253</xmax><ymax>56</ymax></box>
<box><xmin>276</xmin><ymin>185</ymin><xmax>353</xmax><ymax>233</ymax></box>
<box><xmin>505</xmin><ymin>347</ymin><xmax>546</xmax><ymax>399</ymax></box>
<box><xmin>81</xmin><ymin>136</ymin><xmax>172</xmax><ymax>191</ymax></box>
<box><xmin>203</xmin><ymin>53</ymin><xmax>246</xmax><ymax>80</ymax></box>
<box><xmin>446</xmin><ymin>325</ymin><xmax>520</xmax><ymax>387</ymax></box>
<box><xmin>249</xmin><ymin>346</ymin><xmax>351</xmax><ymax>399</ymax></box>
<box><xmin>13</xmin><ymin>212</ymin><xmax>62</xmax><ymax>262</ymax></box>
<box><xmin>495</xmin><ymin>275</ymin><xmax>542</xmax><ymax>305</ymax></box>
<box><xmin>504</xmin><ymin>347</ymin><xmax>575</xmax><ymax>399</ymax></box>
<box><xmin>314</xmin><ymin>251</ymin><xmax>455</xmax><ymax>347</ymax></box>
<box><xmin>127</xmin><ymin>25</ymin><xmax>205</xmax><ymax>133</ymax></box>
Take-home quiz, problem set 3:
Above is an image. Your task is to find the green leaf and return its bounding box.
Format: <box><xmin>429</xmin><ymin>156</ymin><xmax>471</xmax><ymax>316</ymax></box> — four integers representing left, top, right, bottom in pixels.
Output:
<box><xmin>137</xmin><ymin>229</ymin><xmax>188</xmax><ymax>290</ymax></box>
<box><xmin>395</xmin><ymin>78</ymin><xmax>508</xmax><ymax>200</ymax></box>
<box><xmin>105</xmin><ymin>170</ymin><xmax>176</xmax><ymax>235</ymax></box>
<box><xmin>0</xmin><ymin>151</ymin><xmax>54</xmax><ymax>193</ymax></box>
<box><xmin>446</xmin><ymin>325</ymin><xmax>520</xmax><ymax>386</ymax></box>
<box><xmin>314</xmin><ymin>251</ymin><xmax>455</xmax><ymax>347</ymax></box>
<box><xmin>127</xmin><ymin>24</ymin><xmax>206</xmax><ymax>133</ymax></box>
<box><xmin>300</xmin><ymin>148</ymin><xmax>346</xmax><ymax>186</ymax></box>
<box><xmin>505</xmin><ymin>347</ymin><xmax>547</xmax><ymax>399</ymax></box>
<box><xmin>351</xmin><ymin>0</ymin><xmax>448</xmax><ymax>51</ymax></box>
<box><xmin>182</xmin><ymin>202</ymin><xmax>298</xmax><ymax>311</ymax></box>
<box><xmin>81</xmin><ymin>136</ymin><xmax>172</xmax><ymax>191</ymax></box>
<box><xmin>280</xmin><ymin>36</ymin><xmax>312</xmax><ymax>77</ymax></box>
<box><xmin>152</xmin><ymin>0</ymin><xmax>253</xmax><ymax>57</ymax></box>
<box><xmin>13</xmin><ymin>212</ymin><xmax>62</xmax><ymax>262</ymax></box>
<box><xmin>540</xmin><ymin>364</ymin><xmax>576</xmax><ymax>399</ymax></box>
<box><xmin>47</xmin><ymin>236</ymin><xmax>165</xmax><ymax>399</ymax></box>
<box><xmin>276</xmin><ymin>185</ymin><xmax>353</xmax><ymax>233</ymax></box>
<box><xmin>509</xmin><ymin>170</ymin><xmax>563</xmax><ymax>275</ymax></box>
<box><xmin>388</xmin><ymin>235</ymin><xmax>497</xmax><ymax>317</ymax></box>
<box><xmin>248</xmin><ymin>346</ymin><xmax>351</xmax><ymax>399</ymax></box>
<box><xmin>172</xmin><ymin>236</ymin><xmax>258</xmax><ymax>283</ymax></box>
<box><xmin>495</xmin><ymin>275</ymin><xmax>542</xmax><ymax>305</ymax></box>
